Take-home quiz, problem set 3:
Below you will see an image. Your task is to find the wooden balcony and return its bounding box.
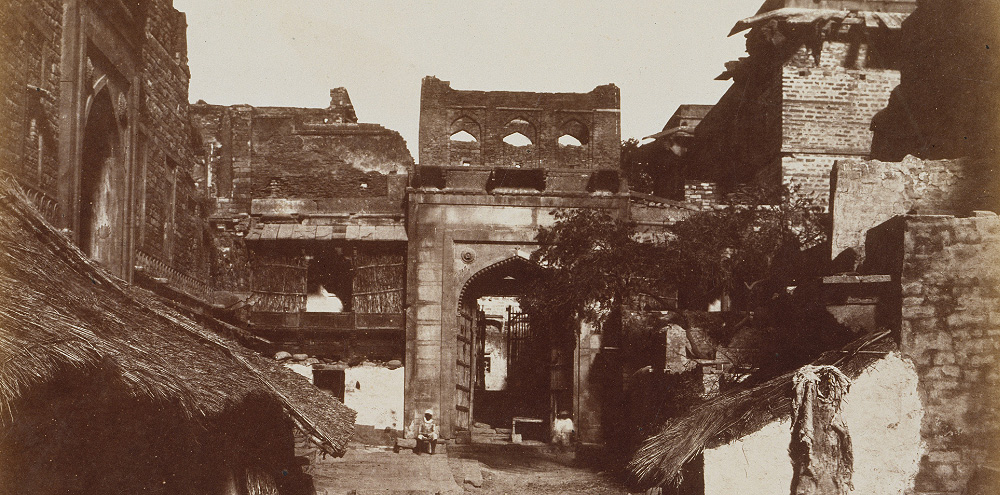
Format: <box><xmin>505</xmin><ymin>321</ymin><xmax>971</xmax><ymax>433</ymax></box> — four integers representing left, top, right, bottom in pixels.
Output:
<box><xmin>250</xmin><ymin>311</ymin><xmax>404</xmax><ymax>331</ymax></box>
<box><xmin>248</xmin><ymin>311</ymin><xmax>405</xmax><ymax>360</ymax></box>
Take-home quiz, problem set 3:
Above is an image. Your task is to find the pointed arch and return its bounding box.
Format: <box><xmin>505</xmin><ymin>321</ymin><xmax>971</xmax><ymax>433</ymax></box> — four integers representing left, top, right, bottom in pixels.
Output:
<box><xmin>502</xmin><ymin>132</ymin><xmax>532</xmax><ymax>147</ymax></box>
<box><xmin>558</xmin><ymin>134</ymin><xmax>582</xmax><ymax>147</ymax></box>
<box><xmin>79</xmin><ymin>87</ymin><xmax>125</xmax><ymax>270</ymax></box>
<box><xmin>450</xmin><ymin>116</ymin><xmax>481</xmax><ymax>142</ymax></box>
<box><xmin>450</xmin><ymin>130</ymin><xmax>477</xmax><ymax>142</ymax></box>
<box><xmin>502</xmin><ymin>117</ymin><xmax>537</xmax><ymax>146</ymax></box>
<box><xmin>559</xmin><ymin>119</ymin><xmax>589</xmax><ymax>145</ymax></box>
<box><xmin>458</xmin><ymin>254</ymin><xmax>540</xmax><ymax>309</ymax></box>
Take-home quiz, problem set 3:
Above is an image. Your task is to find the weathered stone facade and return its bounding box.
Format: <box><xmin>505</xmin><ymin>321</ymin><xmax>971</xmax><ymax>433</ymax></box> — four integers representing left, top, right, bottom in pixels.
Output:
<box><xmin>419</xmin><ymin>76</ymin><xmax>620</xmax><ymax>171</ymax></box>
<box><xmin>830</xmin><ymin>155</ymin><xmax>1000</xmax><ymax>267</ymax></box>
<box><xmin>190</xmin><ymin>90</ymin><xmax>414</xmax><ymax>361</ymax></box>
<box><xmin>0</xmin><ymin>0</ymin><xmax>211</xmax><ymax>301</ymax></box>
<box><xmin>408</xmin><ymin>77</ymin><xmax>627</xmax><ymax>441</ymax></box>
<box><xmin>0</xmin><ymin>0</ymin><xmax>63</xmax><ymax>214</ymax></box>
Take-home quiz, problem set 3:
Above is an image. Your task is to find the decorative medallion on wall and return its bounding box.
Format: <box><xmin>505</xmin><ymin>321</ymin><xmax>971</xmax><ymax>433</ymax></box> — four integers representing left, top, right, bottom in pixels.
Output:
<box><xmin>461</xmin><ymin>249</ymin><xmax>476</xmax><ymax>264</ymax></box>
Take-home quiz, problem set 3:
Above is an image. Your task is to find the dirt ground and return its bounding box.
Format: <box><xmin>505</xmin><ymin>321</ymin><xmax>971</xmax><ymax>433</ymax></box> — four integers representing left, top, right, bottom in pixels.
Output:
<box><xmin>448</xmin><ymin>443</ymin><xmax>631</xmax><ymax>494</ymax></box>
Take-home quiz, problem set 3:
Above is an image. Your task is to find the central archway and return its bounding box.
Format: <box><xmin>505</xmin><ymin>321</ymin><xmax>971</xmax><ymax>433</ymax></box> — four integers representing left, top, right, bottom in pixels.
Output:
<box><xmin>454</xmin><ymin>256</ymin><xmax>573</xmax><ymax>443</ymax></box>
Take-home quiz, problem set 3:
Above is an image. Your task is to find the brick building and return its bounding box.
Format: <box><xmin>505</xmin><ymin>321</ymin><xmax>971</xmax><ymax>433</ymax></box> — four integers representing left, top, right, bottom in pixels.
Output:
<box><xmin>0</xmin><ymin>0</ymin><xmax>211</xmax><ymax>301</ymax></box>
<box><xmin>408</xmin><ymin>76</ymin><xmax>628</xmax><ymax>442</ymax></box>
<box><xmin>631</xmin><ymin>104</ymin><xmax>713</xmax><ymax>201</ymax></box>
<box><xmin>690</xmin><ymin>0</ymin><xmax>917</xmax><ymax>202</ymax></box>
<box><xmin>190</xmin><ymin>89</ymin><xmax>413</xmax><ymax>360</ymax></box>
<box><xmin>636</xmin><ymin>0</ymin><xmax>1000</xmax><ymax>491</ymax></box>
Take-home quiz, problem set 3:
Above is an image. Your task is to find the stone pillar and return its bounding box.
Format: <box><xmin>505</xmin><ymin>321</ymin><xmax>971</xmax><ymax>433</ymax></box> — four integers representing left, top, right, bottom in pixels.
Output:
<box><xmin>404</xmin><ymin>200</ymin><xmax>446</xmax><ymax>437</ymax></box>
<box><xmin>895</xmin><ymin>214</ymin><xmax>1000</xmax><ymax>495</ymax></box>
<box><xmin>575</xmin><ymin>320</ymin><xmax>603</xmax><ymax>444</ymax></box>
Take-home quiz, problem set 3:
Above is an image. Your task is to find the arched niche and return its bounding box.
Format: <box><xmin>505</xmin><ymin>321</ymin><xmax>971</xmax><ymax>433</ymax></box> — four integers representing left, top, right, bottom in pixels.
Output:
<box><xmin>449</xmin><ymin>116</ymin><xmax>482</xmax><ymax>166</ymax></box>
<box><xmin>79</xmin><ymin>87</ymin><xmax>126</xmax><ymax>271</ymax></box>
<box><xmin>559</xmin><ymin>119</ymin><xmax>590</xmax><ymax>146</ymax></box>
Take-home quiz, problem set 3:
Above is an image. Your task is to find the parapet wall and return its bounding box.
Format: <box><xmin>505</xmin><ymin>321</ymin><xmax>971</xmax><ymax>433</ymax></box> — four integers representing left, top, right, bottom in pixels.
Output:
<box><xmin>418</xmin><ymin>76</ymin><xmax>620</xmax><ymax>170</ymax></box>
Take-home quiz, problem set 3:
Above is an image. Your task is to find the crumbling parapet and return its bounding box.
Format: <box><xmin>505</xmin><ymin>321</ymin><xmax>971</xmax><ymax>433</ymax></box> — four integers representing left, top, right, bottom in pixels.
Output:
<box><xmin>830</xmin><ymin>156</ymin><xmax>1000</xmax><ymax>268</ymax></box>
<box><xmin>418</xmin><ymin>76</ymin><xmax>620</xmax><ymax>170</ymax></box>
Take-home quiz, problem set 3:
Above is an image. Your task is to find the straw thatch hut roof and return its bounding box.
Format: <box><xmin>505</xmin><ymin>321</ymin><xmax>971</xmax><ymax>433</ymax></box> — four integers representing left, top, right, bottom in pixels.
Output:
<box><xmin>628</xmin><ymin>330</ymin><xmax>894</xmax><ymax>488</ymax></box>
<box><xmin>0</xmin><ymin>178</ymin><xmax>355</xmax><ymax>456</ymax></box>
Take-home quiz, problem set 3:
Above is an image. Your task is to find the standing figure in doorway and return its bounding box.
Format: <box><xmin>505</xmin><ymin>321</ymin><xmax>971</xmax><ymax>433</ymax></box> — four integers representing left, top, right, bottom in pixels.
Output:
<box><xmin>416</xmin><ymin>409</ymin><xmax>438</xmax><ymax>454</ymax></box>
<box><xmin>551</xmin><ymin>410</ymin><xmax>575</xmax><ymax>452</ymax></box>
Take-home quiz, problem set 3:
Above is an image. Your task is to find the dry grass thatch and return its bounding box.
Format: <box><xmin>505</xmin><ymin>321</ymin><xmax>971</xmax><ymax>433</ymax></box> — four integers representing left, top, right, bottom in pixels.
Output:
<box><xmin>352</xmin><ymin>249</ymin><xmax>404</xmax><ymax>313</ymax></box>
<box><xmin>0</xmin><ymin>178</ymin><xmax>355</xmax><ymax>455</ymax></box>
<box><xmin>627</xmin><ymin>330</ymin><xmax>894</xmax><ymax>488</ymax></box>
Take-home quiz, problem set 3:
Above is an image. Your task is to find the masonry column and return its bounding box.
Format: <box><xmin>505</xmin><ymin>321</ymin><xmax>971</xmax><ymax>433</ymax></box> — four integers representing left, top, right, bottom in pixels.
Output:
<box><xmin>405</xmin><ymin>195</ymin><xmax>446</xmax><ymax>435</ymax></box>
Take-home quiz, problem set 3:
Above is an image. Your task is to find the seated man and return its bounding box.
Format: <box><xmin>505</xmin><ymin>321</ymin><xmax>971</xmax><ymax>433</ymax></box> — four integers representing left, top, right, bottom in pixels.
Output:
<box><xmin>415</xmin><ymin>409</ymin><xmax>438</xmax><ymax>455</ymax></box>
<box><xmin>551</xmin><ymin>410</ymin><xmax>575</xmax><ymax>452</ymax></box>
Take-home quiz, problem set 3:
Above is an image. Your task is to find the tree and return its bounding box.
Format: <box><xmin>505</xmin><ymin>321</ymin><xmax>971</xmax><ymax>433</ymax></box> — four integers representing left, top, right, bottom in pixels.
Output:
<box><xmin>521</xmin><ymin>186</ymin><xmax>828</xmax><ymax>329</ymax></box>
<box><xmin>621</xmin><ymin>138</ymin><xmax>655</xmax><ymax>194</ymax></box>
<box><xmin>667</xmin><ymin>186</ymin><xmax>828</xmax><ymax>310</ymax></box>
<box><xmin>521</xmin><ymin>208</ymin><xmax>674</xmax><ymax>330</ymax></box>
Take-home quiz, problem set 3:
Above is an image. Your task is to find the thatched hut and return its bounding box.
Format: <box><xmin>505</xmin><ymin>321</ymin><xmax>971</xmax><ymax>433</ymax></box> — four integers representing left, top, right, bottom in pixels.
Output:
<box><xmin>0</xmin><ymin>179</ymin><xmax>356</xmax><ymax>494</ymax></box>
<box><xmin>629</xmin><ymin>331</ymin><xmax>926</xmax><ymax>495</ymax></box>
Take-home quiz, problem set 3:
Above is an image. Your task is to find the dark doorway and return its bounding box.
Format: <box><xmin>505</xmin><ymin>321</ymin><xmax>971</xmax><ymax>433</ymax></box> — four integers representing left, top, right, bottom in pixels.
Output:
<box><xmin>79</xmin><ymin>88</ymin><xmax>124</xmax><ymax>272</ymax></box>
<box><xmin>457</xmin><ymin>257</ymin><xmax>571</xmax><ymax>443</ymax></box>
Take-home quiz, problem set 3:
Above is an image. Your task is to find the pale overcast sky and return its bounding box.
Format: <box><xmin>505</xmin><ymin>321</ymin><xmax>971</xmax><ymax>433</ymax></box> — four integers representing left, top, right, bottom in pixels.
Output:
<box><xmin>174</xmin><ymin>0</ymin><xmax>762</xmax><ymax>160</ymax></box>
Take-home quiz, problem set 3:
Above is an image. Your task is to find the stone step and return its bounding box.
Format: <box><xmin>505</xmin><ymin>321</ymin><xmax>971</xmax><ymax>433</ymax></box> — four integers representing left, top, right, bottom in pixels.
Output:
<box><xmin>460</xmin><ymin>459</ymin><xmax>483</xmax><ymax>488</ymax></box>
<box><xmin>348</xmin><ymin>490</ymin><xmax>445</xmax><ymax>495</ymax></box>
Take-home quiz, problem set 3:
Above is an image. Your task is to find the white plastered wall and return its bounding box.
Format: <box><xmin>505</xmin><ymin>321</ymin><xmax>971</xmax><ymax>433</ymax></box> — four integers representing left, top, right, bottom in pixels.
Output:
<box><xmin>703</xmin><ymin>352</ymin><xmax>924</xmax><ymax>495</ymax></box>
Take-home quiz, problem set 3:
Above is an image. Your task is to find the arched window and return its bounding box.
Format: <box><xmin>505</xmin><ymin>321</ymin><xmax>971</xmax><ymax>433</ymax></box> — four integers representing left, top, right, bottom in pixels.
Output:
<box><xmin>450</xmin><ymin>130</ymin><xmax>478</xmax><ymax>142</ymax></box>
<box><xmin>558</xmin><ymin>134</ymin><xmax>582</xmax><ymax>147</ymax></box>
<box><xmin>502</xmin><ymin>117</ymin><xmax>537</xmax><ymax>145</ymax></box>
<box><xmin>450</xmin><ymin>116</ymin><xmax>481</xmax><ymax>142</ymax></box>
<box><xmin>559</xmin><ymin>119</ymin><xmax>589</xmax><ymax>145</ymax></box>
<box><xmin>503</xmin><ymin>132</ymin><xmax>532</xmax><ymax>147</ymax></box>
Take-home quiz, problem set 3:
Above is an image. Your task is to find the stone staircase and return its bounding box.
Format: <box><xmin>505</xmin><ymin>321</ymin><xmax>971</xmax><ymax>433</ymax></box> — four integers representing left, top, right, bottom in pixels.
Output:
<box><xmin>470</xmin><ymin>422</ymin><xmax>512</xmax><ymax>444</ymax></box>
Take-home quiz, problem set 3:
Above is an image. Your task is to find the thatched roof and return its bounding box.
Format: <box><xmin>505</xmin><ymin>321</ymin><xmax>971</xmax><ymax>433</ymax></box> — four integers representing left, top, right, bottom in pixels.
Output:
<box><xmin>729</xmin><ymin>8</ymin><xmax>909</xmax><ymax>36</ymax></box>
<box><xmin>628</xmin><ymin>330</ymin><xmax>894</xmax><ymax>488</ymax></box>
<box><xmin>0</xmin><ymin>178</ymin><xmax>355</xmax><ymax>455</ymax></box>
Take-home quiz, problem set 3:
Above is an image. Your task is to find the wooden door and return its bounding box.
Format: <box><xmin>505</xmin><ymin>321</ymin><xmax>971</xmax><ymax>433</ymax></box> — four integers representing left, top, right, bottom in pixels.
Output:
<box><xmin>455</xmin><ymin>305</ymin><xmax>477</xmax><ymax>433</ymax></box>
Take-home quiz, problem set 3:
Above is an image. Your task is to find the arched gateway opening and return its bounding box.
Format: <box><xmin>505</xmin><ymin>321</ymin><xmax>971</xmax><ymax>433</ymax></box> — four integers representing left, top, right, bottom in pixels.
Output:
<box><xmin>455</xmin><ymin>256</ymin><xmax>575</xmax><ymax>443</ymax></box>
<box><xmin>79</xmin><ymin>87</ymin><xmax>125</xmax><ymax>272</ymax></box>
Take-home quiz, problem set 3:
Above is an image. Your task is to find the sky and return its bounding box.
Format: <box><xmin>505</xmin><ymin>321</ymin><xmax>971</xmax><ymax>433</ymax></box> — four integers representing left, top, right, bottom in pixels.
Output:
<box><xmin>173</xmin><ymin>0</ymin><xmax>763</xmax><ymax>161</ymax></box>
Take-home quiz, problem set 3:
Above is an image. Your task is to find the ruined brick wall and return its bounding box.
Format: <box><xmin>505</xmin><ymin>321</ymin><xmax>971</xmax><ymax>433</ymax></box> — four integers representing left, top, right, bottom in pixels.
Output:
<box><xmin>248</xmin><ymin>108</ymin><xmax>411</xmax><ymax>200</ymax></box>
<box><xmin>894</xmin><ymin>214</ymin><xmax>1000</xmax><ymax>494</ymax></box>
<box><xmin>191</xmin><ymin>98</ymin><xmax>413</xmax><ymax>214</ymax></box>
<box><xmin>189</xmin><ymin>104</ymin><xmax>226</xmax><ymax>194</ymax></box>
<box><xmin>831</xmin><ymin>156</ymin><xmax>1000</xmax><ymax>265</ymax></box>
<box><xmin>191</xmin><ymin>93</ymin><xmax>413</xmax><ymax>306</ymax></box>
<box><xmin>683</xmin><ymin>181</ymin><xmax>718</xmax><ymax>211</ymax></box>
<box><xmin>0</xmin><ymin>0</ymin><xmax>63</xmax><ymax>220</ymax></box>
<box><xmin>781</xmin><ymin>41</ymin><xmax>902</xmax><ymax>200</ymax></box>
<box><xmin>418</xmin><ymin>76</ymin><xmax>620</xmax><ymax>170</ymax></box>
